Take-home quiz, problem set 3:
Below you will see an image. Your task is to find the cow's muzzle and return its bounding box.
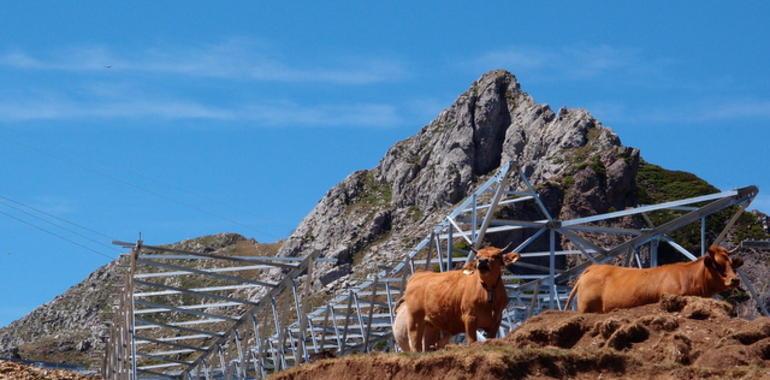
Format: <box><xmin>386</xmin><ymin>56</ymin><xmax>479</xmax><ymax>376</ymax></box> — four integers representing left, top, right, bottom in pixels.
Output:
<box><xmin>729</xmin><ymin>277</ymin><xmax>740</xmax><ymax>287</ymax></box>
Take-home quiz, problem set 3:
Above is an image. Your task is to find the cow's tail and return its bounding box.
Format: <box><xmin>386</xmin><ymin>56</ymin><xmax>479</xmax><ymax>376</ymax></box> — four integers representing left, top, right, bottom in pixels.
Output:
<box><xmin>564</xmin><ymin>278</ymin><xmax>580</xmax><ymax>311</ymax></box>
<box><xmin>394</xmin><ymin>296</ymin><xmax>405</xmax><ymax>312</ymax></box>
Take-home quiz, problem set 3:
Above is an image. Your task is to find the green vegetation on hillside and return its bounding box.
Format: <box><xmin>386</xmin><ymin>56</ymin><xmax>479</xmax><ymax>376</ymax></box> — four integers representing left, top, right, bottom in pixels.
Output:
<box><xmin>635</xmin><ymin>161</ymin><xmax>768</xmax><ymax>253</ymax></box>
<box><xmin>360</xmin><ymin>172</ymin><xmax>392</xmax><ymax>206</ymax></box>
<box><xmin>636</xmin><ymin>162</ymin><xmax>719</xmax><ymax>204</ymax></box>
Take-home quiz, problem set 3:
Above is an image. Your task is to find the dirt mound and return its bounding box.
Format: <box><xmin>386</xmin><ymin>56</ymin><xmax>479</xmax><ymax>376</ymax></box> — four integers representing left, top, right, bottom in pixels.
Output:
<box><xmin>510</xmin><ymin>295</ymin><xmax>769</xmax><ymax>369</ymax></box>
<box><xmin>0</xmin><ymin>360</ymin><xmax>98</xmax><ymax>380</ymax></box>
<box><xmin>273</xmin><ymin>296</ymin><xmax>770</xmax><ymax>379</ymax></box>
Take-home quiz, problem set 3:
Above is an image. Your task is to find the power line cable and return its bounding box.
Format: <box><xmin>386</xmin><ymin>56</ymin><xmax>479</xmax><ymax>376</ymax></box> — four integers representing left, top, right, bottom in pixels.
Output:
<box><xmin>7</xmin><ymin>137</ymin><xmax>282</xmax><ymax>240</ymax></box>
<box><xmin>0</xmin><ymin>194</ymin><xmax>114</xmax><ymax>240</ymax></box>
<box><xmin>0</xmin><ymin>208</ymin><xmax>115</xmax><ymax>260</ymax></box>
<box><xmin>0</xmin><ymin>198</ymin><xmax>120</xmax><ymax>252</ymax></box>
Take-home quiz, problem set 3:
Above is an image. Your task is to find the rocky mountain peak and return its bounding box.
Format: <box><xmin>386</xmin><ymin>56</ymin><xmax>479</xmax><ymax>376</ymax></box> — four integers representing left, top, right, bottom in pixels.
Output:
<box><xmin>278</xmin><ymin>70</ymin><xmax>639</xmax><ymax>285</ymax></box>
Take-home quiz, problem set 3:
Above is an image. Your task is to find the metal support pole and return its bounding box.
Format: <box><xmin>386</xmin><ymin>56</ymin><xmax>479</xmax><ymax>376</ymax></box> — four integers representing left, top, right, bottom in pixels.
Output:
<box><xmin>471</xmin><ymin>194</ymin><xmax>478</xmax><ymax>242</ymax></box>
<box><xmin>363</xmin><ymin>276</ymin><xmax>378</xmax><ymax>351</ymax></box>
<box><xmin>250</xmin><ymin>314</ymin><xmax>266</xmax><ymax>380</ymax></box>
<box><xmin>385</xmin><ymin>281</ymin><xmax>395</xmax><ymax>331</ymax></box>
<box><xmin>290</xmin><ymin>280</ymin><xmax>307</xmax><ymax>363</ymax></box>
<box><xmin>270</xmin><ymin>298</ymin><xmax>285</xmax><ymax>370</ymax></box>
<box><xmin>549</xmin><ymin>229</ymin><xmax>556</xmax><ymax>309</ymax></box>
<box><xmin>329</xmin><ymin>305</ymin><xmax>343</xmax><ymax>353</ymax></box>
<box><xmin>651</xmin><ymin>238</ymin><xmax>659</xmax><ymax>267</ymax></box>
<box><xmin>352</xmin><ymin>292</ymin><xmax>367</xmax><ymax>351</ymax></box>
<box><xmin>129</xmin><ymin>239</ymin><xmax>141</xmax><ymax>380</ymax></box>
<box><xmin>434</xmin><ymin>233</ymin><xmax>445</xmax><ymax>272</ymax></box>
<box><xmin>267</xmin><ymin>339</ymin><xmax>278</xmax><ymax>373</ymax></box>
<box><xmin>203</xmin><ymin>363</ymin><xmax>211</xmax><ymax>380</ymax></box>
<box><xmin>307</xmin><ymin>319</ymin><xmax>319</xmax><ymax>354</ymax></box>
<box><xmin>425</xmin><ymin>232</ymin><xmax>435</xmax><ymax>270</ymax></box>
<box><xmin>234</xmin><ymin>331</ymin><xmax>245</xmax><ymax>380</ymax></box>
<box><xmin>249</xmin><ymin>352</ymin><xmax>261</xmax><ymax>380</ymax></box>
<box><xmin>287</xmin><ymin>327</ymin><xmax>299</xmax><ymax>366</ymax></box>
<box><xmin>633</xmin><ymin>247</ymin><xmax>643</xmax><ymax>268</ymax></box>
<box><xmin>701</xmin><ymin>216</ymin><xmax>707</xmax><ymax>256</ymax></box>
<box><xmin>319</xmin><ymin>306</ymin><xmax>330</xmax><ymax>351</ymax></box>
<box><xmin>340</xmin><ymin>292</ymin><xmax>354</xmax><ymax>354</ymax></box>
<box><xmin>473</xmin><ymin>172</ymin><xmax>512</xmax><ymax>254</ymax></box>
<box><xmin>447</xmin><ymin>224</ymin><xmax>453</xmax><ymax>269</ymax></box>
<box><xmin>217</xmin><ymin>347</ymin><xmax>226</xmax><ymax>379</ymax></box>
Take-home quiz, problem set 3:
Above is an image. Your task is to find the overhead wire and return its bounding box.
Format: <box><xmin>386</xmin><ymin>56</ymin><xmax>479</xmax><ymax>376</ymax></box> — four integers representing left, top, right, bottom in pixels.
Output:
<box><xmin>8</xmin><ymin>137</ymin><xmax>282</xmax><ymax>240</ymax></box>
<box><xmin>0</xmin><ymin>208</ymin><xmax>116</xmax><ymax>260</ymax></box>
<box><xmin>0</xmin><ymin>194</ymin><xmax>114</xmax><ymax>240</ymax></box>
<box><xmin>0</xmin><ymin>194</ymin><xmax>119</xmax><ymax>252</ymax></box>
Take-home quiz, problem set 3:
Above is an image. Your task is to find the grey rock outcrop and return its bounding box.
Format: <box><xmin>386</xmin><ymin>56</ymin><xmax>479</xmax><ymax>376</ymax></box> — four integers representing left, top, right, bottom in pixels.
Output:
<box><xmin>277</xmin><ymin>70</ymin><xmax>640</xmax><ymax>286</ymax></box>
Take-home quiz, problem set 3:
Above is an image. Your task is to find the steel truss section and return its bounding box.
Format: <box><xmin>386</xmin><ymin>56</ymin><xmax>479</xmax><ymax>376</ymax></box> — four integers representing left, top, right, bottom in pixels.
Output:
<box><xmin>105</xmin><ymin>161</ymin><xmax>766</xmax><ymax>379</ymax></box>
<box><xmin>103</xmin><ymin>239</ymin><xmax>322</xmax><ymax>380</ymax></box>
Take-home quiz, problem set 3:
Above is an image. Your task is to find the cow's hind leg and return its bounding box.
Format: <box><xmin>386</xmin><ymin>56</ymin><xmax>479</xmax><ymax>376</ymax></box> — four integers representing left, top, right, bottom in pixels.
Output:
<box><xmin>407</xmin><ymin>313</ymin><xmax>425</xmax><ymax>352</ymax></box>
<box><xmin>578</xmin><ymin>292</ymin><xmax>603</xmax><ymax>313</ymax></box>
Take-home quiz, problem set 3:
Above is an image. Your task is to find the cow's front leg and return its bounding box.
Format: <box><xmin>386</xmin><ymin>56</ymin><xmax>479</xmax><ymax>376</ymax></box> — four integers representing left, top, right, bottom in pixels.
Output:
<box><xmin>485</xmin><ymin>311</ymin><xmax>503</xmax><ymax>339</ymax></box>
<box><xmin>462</xmin><ymin>314</ymin><xmax>478</xmax><ymax>344</ymax></box>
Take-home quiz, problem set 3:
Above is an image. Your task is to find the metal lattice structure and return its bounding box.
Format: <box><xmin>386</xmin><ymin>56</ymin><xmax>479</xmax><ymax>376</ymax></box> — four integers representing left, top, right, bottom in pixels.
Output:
<box><xmin>104</xmin><ymin>161</ymin><xmax>766</xmax><ymax>379</ymax></box>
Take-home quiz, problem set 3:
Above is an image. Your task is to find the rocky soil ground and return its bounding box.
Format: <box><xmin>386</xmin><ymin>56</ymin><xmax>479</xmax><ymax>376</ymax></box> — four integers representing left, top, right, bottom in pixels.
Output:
<box><xmin>273</xmin><ymin>296</ymin><xmax>770</xmax><ymax>380</ymax></box>
<box><xmin>0</xmin><ymin>360</ymin><xmax>98</xmax><ymax>380</ymax></box>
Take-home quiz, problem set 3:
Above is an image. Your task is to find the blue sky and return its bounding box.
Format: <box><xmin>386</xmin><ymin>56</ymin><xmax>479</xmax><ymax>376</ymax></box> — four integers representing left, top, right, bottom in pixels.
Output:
<box><xmin>0</xmin><ymin>1</ymin><xmax>769</xmax><ymax>326</ymax></box>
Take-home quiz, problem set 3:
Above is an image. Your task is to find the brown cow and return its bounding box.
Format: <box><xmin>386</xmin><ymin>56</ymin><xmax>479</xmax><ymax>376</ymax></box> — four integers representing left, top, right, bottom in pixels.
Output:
<box><xmin>401</xmin><ymin>245</ymin><xmax>520</xmax><ymax>351</ymax></box>
<box><xmin>565</xmin><ymin>245</ymin><xmax>743</xmax><ymax>313</ymax></box>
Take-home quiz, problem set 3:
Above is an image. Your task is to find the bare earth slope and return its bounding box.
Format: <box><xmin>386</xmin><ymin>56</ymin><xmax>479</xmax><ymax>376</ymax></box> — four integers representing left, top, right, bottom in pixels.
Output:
<box><xmin>273</xmin><ymin>296</ymin><xmax>770</xmax><ymax>380</ymax></box>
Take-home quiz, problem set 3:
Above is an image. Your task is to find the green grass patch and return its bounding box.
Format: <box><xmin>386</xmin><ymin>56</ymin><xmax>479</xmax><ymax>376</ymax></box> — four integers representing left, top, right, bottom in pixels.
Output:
<box><xmin>635</xmin><ymin>161</ymin><xmax>768</xmax><ymax>252</ymax></box>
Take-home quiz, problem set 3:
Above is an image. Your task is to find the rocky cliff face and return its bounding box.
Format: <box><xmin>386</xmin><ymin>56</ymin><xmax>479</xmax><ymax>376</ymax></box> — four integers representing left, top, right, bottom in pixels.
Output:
<box><xmin>1</xmin><ymin>70</ymin><xmax>767</xmax><ymax>369</ymax></box>
<box><xmin>279</xmin><ymin>70</ymin><xmax>640</xmax><ymax>287</ymax></box>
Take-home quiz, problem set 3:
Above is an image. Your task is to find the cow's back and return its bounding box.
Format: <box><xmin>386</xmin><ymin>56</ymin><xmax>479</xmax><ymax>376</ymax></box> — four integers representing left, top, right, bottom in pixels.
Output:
<box><xmin>578</xmin><ymin>263</ymin><xmax>693</xmax><ymax>312</ymax></box>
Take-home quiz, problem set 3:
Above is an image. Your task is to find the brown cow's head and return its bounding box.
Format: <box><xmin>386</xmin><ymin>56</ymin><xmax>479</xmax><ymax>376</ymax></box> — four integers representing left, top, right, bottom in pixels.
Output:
<box><xmin>470</xmin><ymin>244</ymin><xmax>520</xmax><ymax>284</ymax></box>
<box><xmin>704</xmin><ymin>245</ymin><xmax>743</xmax><ymax>291</ymax></box>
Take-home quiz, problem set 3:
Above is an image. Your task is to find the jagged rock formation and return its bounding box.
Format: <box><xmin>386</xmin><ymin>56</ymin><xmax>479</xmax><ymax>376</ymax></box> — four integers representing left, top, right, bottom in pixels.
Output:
<box><xmin>279</xmin><ymin>69</ymin><xmax>767</xmax><ymax>312</ymax></box>
<box><xmin>280</xmin><ymin>70</ymin><xmax>639</xmax><ymax>287</ymax></box>
<box><xmin>1</xmin><ymin>70</ymin><xmax>767</xmax><ymax>369</ymax></box>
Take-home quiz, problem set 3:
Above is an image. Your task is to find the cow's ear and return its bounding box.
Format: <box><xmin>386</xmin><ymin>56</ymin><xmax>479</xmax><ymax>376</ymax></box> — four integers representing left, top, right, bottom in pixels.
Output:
<box><xmin>732</xmin><ymin>257</ymin><xmax>744</xmax><ymax>269</ymax></box>
<box><xmin>503</xmin><ymin>252</ymin><xmax>520</xmax><ymax>265</ymax></box>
